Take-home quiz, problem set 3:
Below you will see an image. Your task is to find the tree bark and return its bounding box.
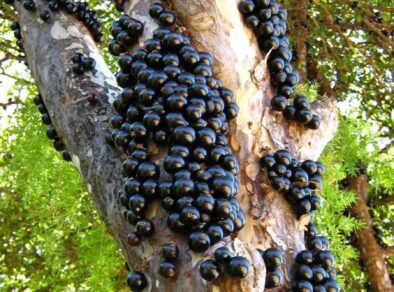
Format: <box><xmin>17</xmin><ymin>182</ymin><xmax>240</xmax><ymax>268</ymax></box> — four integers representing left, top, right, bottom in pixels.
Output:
<box><xmin>347</xmin><ymin>175</ymin><xmax>393</xmax><ymax>291</ymax></box>
<box><xmin>15</xmin><ymin>0</ymin><xmax>339</xmax><ymax>291</ymax></box>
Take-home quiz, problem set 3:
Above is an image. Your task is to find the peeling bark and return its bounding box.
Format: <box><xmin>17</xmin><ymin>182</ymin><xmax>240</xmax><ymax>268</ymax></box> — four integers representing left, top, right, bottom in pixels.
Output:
<box><xmin>347</xmin><ymin>175</ymin><xmax>393</xmax><ymax>291</ymax></box>
<box><xmin>15</xmin><ymin>0</ymin><xmax>339</xmax><ymax>291</ymax></box>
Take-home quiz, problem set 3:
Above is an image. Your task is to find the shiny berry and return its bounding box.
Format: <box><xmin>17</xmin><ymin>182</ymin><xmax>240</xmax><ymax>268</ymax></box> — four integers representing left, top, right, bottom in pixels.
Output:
<box><xmin>238</xmin><ymin>0</ymin><xmax>255</xmax><ymax>15</ymax></box>
<box><xmin>284</xmin><ymin>105</ymin><xmax>296</xmax><ymax>120</ymax></box>
<box><xmin>265</xmin><ymin>268</ymin><xmax>282</xmax><ymax>288</ymax></box>
<box><xmin>293</xmin><ymin>280</ymin><xmax>313</xmax><ymax>292</ymax></box>
<box><xmin>306</xmin><ymin>115</ymin><xmax>321</xmax><ymax>130</ymax></box>
<box><xmin>127</xmin><ymin>272</ymin><xmax>147</xmax><ymax>291</ymax></box>
<box><xmin>149</xmin><ymin>3</ymin><xmax>164</xmax><ymax>18</ymax></box>
<box><xmin>136</xmin><ymin>219</ymin><xmax>155</xmax><ymax>237</ymax></box>
<box><xmin>162</xmin><ymin>243</ymin><xmax>178</xmax><ymax>262</ymax></box>
<box><xmin>127</xmin><ymin>231</ymin><xmax>142</xmax><ymax>246</ymax></box>
<box><xmin>199</xmin><ymin>259</ymin><xmax>221</xmax><ymax>281</ymax></box>
<box><xmin>40</xmin><ymin>10</ymin><xmax>51</xmax><ymax>21</ymax></box>
<box><xmin>188</xmin><ymin>231</ymin><xmax>210</xmax><ymax>252</ymax></box>
<box><xmin>263</xmin><ymin>248</ymin><xmax>283</xmax><ymax>270</ymax></box>
<box><xmin>129</xmin><ymin>194</ymin><xmax>146</xmax><ymax>215</ymax></box>
<box><xmin>227</xmin><ymin>256</ymin><xmax>250</xmax><ymax>278</ymax></box>
<box><xmin>295</xmin><ymin>264</ymin><xmax>313</xmax><ymax>280</ymax></box>
<box><xmin>159</xmin><ymin>262</ymin><xmax>177</xmax><ymax>278</ymax></box>
<box><xmin>271</xmin><ymin>95</ymin><xmax>288</xmax><ymax>111</ymax></box>
<box><xmin>295</xmin><ymin>108</ymin><xmax>313</xmax><ymax>124</ymax></box>
<box><xmin>180</xmin><ymin>206</ymin><xmax>200</xmax><ymax>226</ymax></box>
<box><xmin>167</xmin><ymin>212</ymin><xmax>185</xmax><ymax>232</ymax></box>
<box><xmin>295</xmin><ymin>251</ymin><xmax>313</xmax><ymax>265</ymax></box>
<box><xmin>137</xmin><ymin>162</ymin><xmax>159</xmax><ymax>181</ymax></box>
<box><xmin>294</xmin><ymin>95</ymin><xmax>310</xmax><ymax>110</ymax></box>
<box><xmin>214</xmin><ymin>246</ymin><xmax>234</xmax><ymax>265</ymax></box>
<box><xmin>159</xmin><ymin>11</ymin><xmax>176</xmax><ymax>27</ymax></box>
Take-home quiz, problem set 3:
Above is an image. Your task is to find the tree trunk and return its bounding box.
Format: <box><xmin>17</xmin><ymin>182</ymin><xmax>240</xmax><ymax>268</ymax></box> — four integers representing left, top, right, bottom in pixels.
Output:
<box><xmin>15</xmin><ymin>0</ymin><xmax>338</xmax><ymax>291</ymax></box>
<box><xmin>347</xmin><ymin>175</ymin><xmax>393</xmax><ymax>291</ymax></box>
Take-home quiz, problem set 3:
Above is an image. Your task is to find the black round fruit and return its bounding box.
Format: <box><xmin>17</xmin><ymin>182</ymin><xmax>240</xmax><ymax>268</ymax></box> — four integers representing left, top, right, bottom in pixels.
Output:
<box><xmin>188</xmin><ymin>231</ymin><xmax>210</xmax><ymax>252</ymax></box>
<box><xmin>199</xmin><ymin>259</ymin><xmax>221</xmax><ymax>281</ymax></box>
<box><xmin>226</xmin><ymin>256</ymin><xmax>250</xmax><ymax>278</ymax></box>
<box><xmin>294</xmin><ymin>95</ymin><xmax>310</xmax><ymax>110</ymax></box>
<box><xmin>167</xmin><ymin>212</ymin><xmax>185</xmax><ymax>232</ymax></box>
<box><xmin>159</xmin><ymin>262</ymin><xmax>177</xmax><ymax>278</ymax></box>
<box><xmin>159</xmin><ymin>11</ymin><xmax>176</xmax><ymax>27</ymax></box>
<box><xmin>271</xmin><ymin>95</ymin><xmax>288</xmax><ymax>111</ymax></box>
<box><xmin>214</xmin><ymin>246</ymin><xmax>234</xmax><ymax>265</ymax></box>
<box><xmin>265</xmin><ymin>268</ymin><xmax>282</xmax><ymax>288</ymax></box>
<box><xmin>295</xmin><ymin>108</ymin><xmax>313</xmax><ymax>124</ymax></box>
<box><xmin>306</xmin><ymin>114</ymin><xmax>321</xmax><ymax>130</ymax></box>
<box><xmin>283</xmin><ymin>105</ymin><xmax>296</xmax><ymax>120</ymax></box>
<box><xmin>180</xmin><ymin>206</ymin><xmax>200</xmax><ymax>226</ymax></box>
<box><xmin>173</xmin><ymin>126</ymin><xmax>196</xmax><ymax>145</ymax></box>
<box><xmin>293</xmin><ymin>280</ymin><xmax>313</xmax><ymax>292</ymax></box>
<box><xmin>274</xmin><ymin>150</ymin><xmax>292</xmax><ymax>166</ymax></box>
<box><xmin>136</xmin><ymin>219</ymin><xmax>155</xmax><ymax>237</ymax></box>
<box><xmin>127</xmin><ymin>231</ymin><xmax>142</xmax><ymax>246</ymax></box>
<box><xmin>206</xmin><ymin>225</ymin><xmax>224</xmax><ymax>244</ymax></box>
<box><xmin>149</xmin><ymin>3</ymin><xmax>164</xmax><ymax>18</ymax></box>
<box><xmin>136</xmin><ymin>162</ymin><xmax>159</xmax><ymax>181</ymax></box>
<box><xmin>295</xmin><ymin>250</ymin><xmax>313</xmax><ymax>265</ymax></box>
<box><xmin>40</xmin><ymin>10</ymin><xmax>51</xmax><ymax>21</ymax></box>
<box><xmin>295</xmin><ymin>264</ymin><xmax>313</xmax><ymax>280</ymax></box>
<box><xmin>127</xmin><ymin>272</ymin><xmax>147</xmax><ymax>291</ymax></box>
<box><xmin>129</xmin><ymin>194</ymin><xmax>146</xmax><ymax>215</ymax></box>
<box><xmin>239</xmin><ymin>0</ymin><xmax>255</xmax><ymax>15</ymax></box>
<box><xmin>23</xmin><ymin>0</ymin><xmax>36</xmax><ymax>11</ymax></box>
<box><xmin>263</xmin><ymin>248</ymin><xmax>283</xmax><ymax>270</ymax></box>
<box><xmin>162</xmin><ymin>243</ymin><xmax>178</xmax><ymax>262</ymax></box>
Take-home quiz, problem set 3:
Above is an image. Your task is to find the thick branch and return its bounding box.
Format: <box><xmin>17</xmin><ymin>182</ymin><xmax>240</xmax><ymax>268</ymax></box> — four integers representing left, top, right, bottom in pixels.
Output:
<box><xmin>382</xmin><ymin>246</ymin><xmax>394</xmax><ymax>259</ymax></box>
<box><xmin>347</xmin><ymin>175</ymin><xmax>393</xmax><ymax>291</ymax></box>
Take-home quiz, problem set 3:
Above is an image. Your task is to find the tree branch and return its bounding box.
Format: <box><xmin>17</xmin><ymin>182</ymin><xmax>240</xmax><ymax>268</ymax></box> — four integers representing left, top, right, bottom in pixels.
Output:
<box><xmin>382</xmin><ymin>246</ymin><xmax>394</xmax><ymax>258</ymax></box>
<box><xmin>369</xmin><ymin>194</ymin><xmax>394</xmax><ymax>207</ymax></box>
<box><xmin>347</xmin><ymin>175</ymin><xmax>393</xmax><ymax>291</ymax></box>
<box><xmin>0</xmin><ymin>99</ymin><xmax>22</xmax><ymax>109</ymax></box>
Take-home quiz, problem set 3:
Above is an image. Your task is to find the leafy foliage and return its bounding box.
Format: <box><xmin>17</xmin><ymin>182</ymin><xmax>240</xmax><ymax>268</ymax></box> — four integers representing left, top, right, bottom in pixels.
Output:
<box><xmin>0</xmin><ymin>101</ymin><xmax>126</xmax><ymax>291</ymax></box>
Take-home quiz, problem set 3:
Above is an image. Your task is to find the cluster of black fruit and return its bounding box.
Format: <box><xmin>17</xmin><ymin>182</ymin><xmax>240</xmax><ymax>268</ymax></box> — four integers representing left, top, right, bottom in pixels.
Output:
<box><xmin>238</xmin><ymin>0</ymin><xmax>320</xmax><ymax>130</ymax></box>
<box><xmin>108</xmin><ymin>14</ymin><xmax>144</xmax><ymax>56</ymax></box>
<box><xmin>260</xmin><ymin>149</ymin><xmax>324</xmax><ymax>216</ymax></box>
<box><xmin>257</xmin><ymin>247</ymin><xmax>284</xmax><ymax>288</ymax></box>
<box><xmin>10</xmin><ymin>21</ymin><xmax>24</xmax><ymax>53</ymax></box>
<box><xmin>33</xmin><ymin>94</ymin><xmax>71</xmax><ymax>161</ymax></box>
<box><xmin>71</xmin><ymin>52</ymin><xmax>96</xmax><ymax>75</ymax></box>
<box><xmin>293</xmin><ymin>223</ymin><xmax>340</xmax><ymax>291</ymax></box>
<box><xmin>107</xmin><ymin>3</ymin><xmax>247</xmax><ymax>289</ymax></box>
<box><xmin>7</xmin><ymin>0</ymin><xmax>104</xmax><ymax>42</ymax></box>
<box><xmin>199</xmin><ymin>246</ymin><xmax>251</xmax><ymax>281</ymax></box>
<box><xmin>159</xmin><ymin>243</ymin><xmax>178</xmax><ymax>278</ymax></box>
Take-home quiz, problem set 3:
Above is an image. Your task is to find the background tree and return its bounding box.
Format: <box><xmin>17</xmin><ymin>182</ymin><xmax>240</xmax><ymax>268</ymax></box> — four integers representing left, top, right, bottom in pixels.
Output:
<box><xmin>0</xmin><ymin>0</ymin><xmax>392</xmax><ymax>291</ymax></box>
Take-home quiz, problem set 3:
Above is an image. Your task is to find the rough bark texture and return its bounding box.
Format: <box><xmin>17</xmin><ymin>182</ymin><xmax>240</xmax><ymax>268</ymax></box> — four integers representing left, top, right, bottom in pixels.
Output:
<box><xmin>15</xmin><ymin>0</ymin><xmax>339</xmax><ymax>291</ymax></box>
<box><xmin>347</xmin><ymin>175</ymin><xmax>393</xmax><ymax>291</ymax></box>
